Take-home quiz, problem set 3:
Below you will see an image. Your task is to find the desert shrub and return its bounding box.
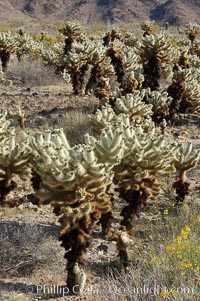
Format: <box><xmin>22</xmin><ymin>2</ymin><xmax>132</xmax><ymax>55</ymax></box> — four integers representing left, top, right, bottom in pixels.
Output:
<box><xmin>100</xmin><ymin>201</ymin><xmax>200</xmax><ymax>301</ymax></box>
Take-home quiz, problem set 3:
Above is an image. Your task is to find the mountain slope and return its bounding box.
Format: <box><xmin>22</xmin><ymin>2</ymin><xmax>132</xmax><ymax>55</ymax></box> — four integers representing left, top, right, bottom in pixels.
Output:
<box><xmin>0</xmin><ymin>0</ymin><xmax>31</xmax><ymax>21</ymax></box>
<box><xmin>151</xmin><ymin>0</ymin><xmax>200</xmax><ymax>25</ymax></box>
<box><xmin>0</xmin><ymin>0</ymin><xmax>199</xmax><ymax>26</ymax></box>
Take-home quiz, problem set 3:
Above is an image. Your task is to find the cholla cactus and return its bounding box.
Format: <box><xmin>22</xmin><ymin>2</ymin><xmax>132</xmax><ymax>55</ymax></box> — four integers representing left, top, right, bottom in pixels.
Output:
<box><xmin>0</xmin><ymin>132</ymin><xmax>31</xmax><ymax>203</ymax></box>
<box><xmin>141</xmin><ymin>20</ymin><xmax>155</xmax><ymax>37</ymax></box>
<box><xmin>0</xmin><ymin>31</ymin><xmax>19</xmax><ymax>71</ymax></box>
<box><xmin>106</xmin><ymin>40</ymin><xmax>125</xmax><ymax>83</ymax></box>
<box><xmin>103</xmin><ymin>28</ymin><xmax>121</xmax><ymax>46</ymax></box>
<box><xmin>89</xmin><ymin>104</ymin><xmax>116</xmax><ymax>135</ymax></box>
<box><xmin>184</xmin><ymin>24</ymin><xmax>200</xmax><ymax>57</ymax></box>
<box><xmin>185</xmin><ymin>23</ymin><xmax>200</xmax><ymax>43</ymax></box>
<box><xmin>189</xmin><ymin>54</ymin><xmax>200</xmax><ymax>72</ymax></box>
<box><xmin>64</xmin><ymin>40</ymin><xmax>95</xmax><ymax>95</ymax></box>
<box><xmin>116</xmin><ymin>227</ymin><xmax>134</xmax><ymax>270</ymax></box>
<box><xmin>17</xmin><ymin>28</ymin><xmax>25</xmax><ymax>36</ymax></box>
<box><xmin>167</xmin><ymin>67</ymin><xmax>200</xmax><ymax>114</ymax></box>
<box><xmin>31</xmin><ymin>127</ymin><xmax>124</xmax><ymax>289</ymax></box>
<box><xmin>140</xmin><ymin>32</ymin><xmax>174</xmax><ymax>90</ymax></box>
<box><xmin>83</xmin><ymin>112</ymin><xmax>199</xmax><ymax>269</ymax></box>
<box><xmin>42</xmin><ymin>23</ymin><xmax>88</xmax><ymax>88</ymax></box>
<box><xmin>172</xmin><ymin>142</ymin><xmax>200</xmax><ymax>202</ymax></box>
<box><xmin>14</xmin><ymin>33</ymin><xmax>41</xmax><ymax>61</ymax></box>
<box><xmin>72</xmin><ymin>263</ymin><xmax>87</xmax><ymax>293</ymax></box>
<box><xmin>177</xmin><ymin>52</ymin><xmax>190</xmax><ymax>69</ymax></box>
<box><xmin>121</xmin><ymin>47</ymin><xmax>141</xmax><ymax>74</ymax></box>
<box><xmin>180</xmin><ymin>30</ymin><xmax>200</xmax><ymax>57</ymax></box>
<box><xmin>59</xmin><ymin>21</ymin><xmax>84</xmax><ymax>54</ymax></box>
<box><xmin>43</xmin><ymin>40</ymin><xmax>96</xmax><ymax>95</ymax></box>
<box><xmin>42</xmin><ymin>48</ymin><xmax>64</xmax><ymax>71</ymax></box>
<box><xmin>106</xmin><ymin>40</ymin><xmax>144</xmax><ymax>91</ymax></box>
<box><xmin>43</xmin><ymin>24</ymin><xmax>142</xmax><ymax>98</ymax></box>
<box><xmin>121</xmin><ymin>70</ymin><xmax>144</xmax><ymax>95</ymax></box>
<box><xmin>114</xmin><ymin>122</ymin><xmax>174</xmax><ymax>231</ymax></box>
<box><xmin>123</xmin><ymin>33</ymin><xmax>139</xmax><ymax>47</ymax></box>
<box><xmin>13</xmin><ymin>109</ymin><xmax>200</xmax><ymax>283</ymax></box>
<box><xmin>114</xmin><ymin>92</ymin><xmax>153</xmax><ymax>126</ymax></box>
<box><xmin>58</xmin><ymin>202</ymin><xmax>103</xmax><ymax>290</ymax></box>
<box><xmin>118</xmin><ymin>47</ymin><xmax>144</xmax><ymax>94</ymax></box>
<box><xmin>86</xmin><ymin>44</ymin><xmax>115</xmax><ymax>102</ymax></box>
<box><xmin>189</xmin><ymin>39</ymin><xmax>200</xmax><ymax>57</ymax></box>
<box><xmin>90</xmin><ymin>91</ymin><xmax>154</xmax><ymax>134</ymax></box>
<box><xmin>144</xmin><ymin>89</ymin><xmax>172</xmax><ymax>122</ymax></box>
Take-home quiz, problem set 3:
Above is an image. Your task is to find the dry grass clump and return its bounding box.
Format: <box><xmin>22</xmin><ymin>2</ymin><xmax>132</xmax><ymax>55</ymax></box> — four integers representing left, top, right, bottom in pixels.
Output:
<box><xmin>62</xmin><ymin>111</ymin><xmax>93</xmax><ymax>145</ymax></box>
<box><xmin>100</xmin><ymin>199</ymin><xmax>200</xmax><ymax>301</ymax></box>
<box><xmin>0</xmin><ymin>221</ymin><xmax>64</xmax><ymax>277</ymax></box>
<box><xmin>5</xmin><ymin>56</ymin><xmax>64</xmax><ymax>87</ymax></box>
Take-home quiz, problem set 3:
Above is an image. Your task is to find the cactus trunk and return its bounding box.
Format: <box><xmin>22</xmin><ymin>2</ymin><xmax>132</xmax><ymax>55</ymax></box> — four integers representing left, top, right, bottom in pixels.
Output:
<box><xmin>60</xmin><ymin>228</ymin><xmax>89</xmax><ymax>290</ymax></box>
<box><xmin>59</xmin><ymin>210</ymin><xmax>101</xmax><ymax>291</ymax></box>
<box><xmin>0</xmin><ymin>50</ymin><xmax>10</xmax><ymax>72</ymax></box>
<box><xmin>64</xmin><ymin>37</ymin><xmax>74</xmax><ymax>55</ymax></box>
<box><xmin>119</xmin><ymin>189</ymin><xmax>148</xmax><ymax>231</ymax></box>
<box><xmin>173</xmin><ymin>171</ymin><xmax>190</xmax><ymax>203</ymax></box>
<box><xmin>85</xmin><ymin>66</ymin><xmax>98</xmax><ymax>94</ymax></box>
<box><xmin>143</xmin><ymin>57</ymin><xmax>161</xmax><ymax>91</ymax></box>
<box><xmin>99</xmin><ymin>211</ymin><xmax>113</xmax><ymax>236</ymax></box>
<box><xmin>70</xmin><ymin>64</ymin><xmax>88</xmax><ymax>95</ymax></box>
<box><xmin>107</xmin><ymin>49</ymin><xmax>124</xmax><ymax>83</ymax></box>
<box><xmin>0</xmin><ymin>179</ymin><xmax>17</xmax><ymax>204</ymax></box>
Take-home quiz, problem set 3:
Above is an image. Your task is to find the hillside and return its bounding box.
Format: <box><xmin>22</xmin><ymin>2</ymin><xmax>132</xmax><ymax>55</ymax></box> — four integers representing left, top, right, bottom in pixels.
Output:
<box><xmin>0</xmin><ymin>0</ymin><xmax>199</xmax><ymax>26</ymax></box>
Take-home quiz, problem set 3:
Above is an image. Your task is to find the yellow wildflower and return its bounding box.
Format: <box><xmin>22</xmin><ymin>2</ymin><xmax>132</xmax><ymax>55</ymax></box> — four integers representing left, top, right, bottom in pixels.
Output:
<box><xmin>166</xmin><ymin>245</ymin><xmax>175</xmax><ymax>252</ymax></box>
<box><xmin>180</xmin><ymin>225</ymin><xmax>190</xmax><ymax>239</ymax></box>
<box><xmin>161</xmin><ymin>290</ymin><xmax>170</xmax><ymax>298</ymax></box>
<box><xmin>176</xmin><ymin>242</ymin><xmax>187</xmax><ymax>253</ymax></box>
<box><xmin>195</xmin><ymin>216</ymin><xmax>200</xmax><ymax>223</ymax></box>
<box><xmin>184</xmin><ymin>225</ymin><xmax>191</xmax><ymax>232</ymax></box>
<box><xmin>195</xmin><ymin>245</ymin><xmax>200</xmax><ymax>254</ymax></box>
<box><xmin>172</xmin><ymin>290</ymin><xmax>180</xmax><ymax>298</ymax></box>
<box><xmin>173</xmin><ymin>236</ymin><xmax>182</xmax><ymax>242</ymax></box>
<box><xmin>194</xmin><ymin>266</ymin><xmax>199</xmax><ymax>273</ymax></box>
<box><xmin>180</xmin><ymin>230</ymin><xmax>188</xmax><ymax>239</ymax></box>
<box><xmin>163</xmin><ymin>209</ymin><xmax>169</xmax><ymax>215</ymax></box>
<box><xmin>180</xmin><ymin>262</ymin><xmax>192</xmax><ymax>268</ymax></box>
